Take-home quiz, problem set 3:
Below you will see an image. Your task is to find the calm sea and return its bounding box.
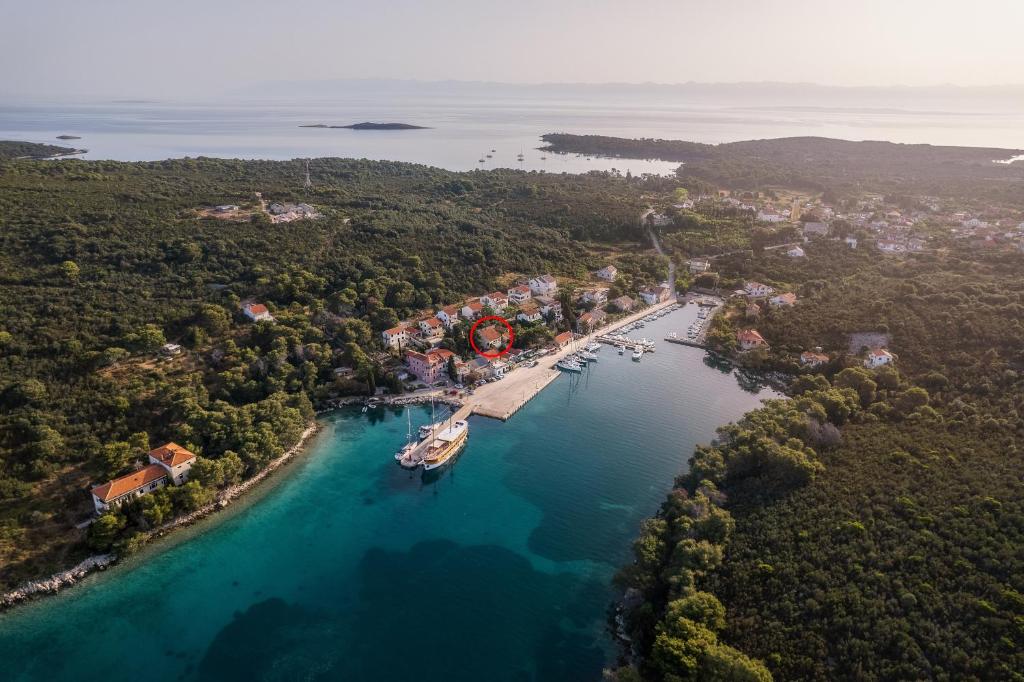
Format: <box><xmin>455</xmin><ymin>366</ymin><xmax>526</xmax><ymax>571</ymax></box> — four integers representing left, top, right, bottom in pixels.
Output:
<box><xmin>0</xmin><ymin>306</ymin><xmax>776</xmax><ymax>681</ymax></box>
<box><xmin>3</xmin><ymin>84</ymin><xmax>1023</xmax><ymax>173</ymax></box>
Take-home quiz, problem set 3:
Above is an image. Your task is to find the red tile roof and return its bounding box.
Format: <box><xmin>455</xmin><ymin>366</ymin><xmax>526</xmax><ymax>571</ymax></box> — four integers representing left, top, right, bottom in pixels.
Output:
<box><xmin>149</xmin><ymin>442</ymin><xmax>196</xmax><ymax>468</ymax></box>
<box><xmin>246</xmin><ymin>303</ymin><xmax>269</xmax><ymax>315</ymax></box>
<box><xmin>92</xmin><ymin>464</ymin><xmax>168</xmax><ymax>503</ymax></box>
<box><xmin>737</xmin><ymin>329</ymin><xmax>767</xmax><ymax>345</ymax></box>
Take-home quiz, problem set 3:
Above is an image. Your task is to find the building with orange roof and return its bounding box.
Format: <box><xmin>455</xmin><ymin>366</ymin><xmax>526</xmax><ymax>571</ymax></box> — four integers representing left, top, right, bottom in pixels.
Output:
<box><xmin>554</xmin><ymin>331</ymin><xmax>574</xmax><ymax>348</ymax></box>
<box><xmin>242</xmin><ymin>302</ymin><xmax>274</xmax><ymax>322</ymax></box>
<box><xmin>91</xmin><ymin>442</ymin><xmax>197</xmax><ymax>513</ymax></box>
<box><xmin>405</xmin><ymin>348</ymin><xmax>456</xmax><ymax>384</ymax></box>
<box><xmin>737</xmin><ymin>329</ymin><xmax>769</xmax><ymax>351</ymax></box>
<box><xmin>382</xmin><ymin>325</ymin><xmax>410</xmax><ymax>350</ymax></box>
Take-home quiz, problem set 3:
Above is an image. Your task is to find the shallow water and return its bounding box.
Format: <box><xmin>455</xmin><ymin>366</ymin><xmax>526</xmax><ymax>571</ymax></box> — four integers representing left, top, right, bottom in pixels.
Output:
<box><xmin>0</xmin><ymin>306</ymin><xmax>777</xmax><ymax>681</ymax></box>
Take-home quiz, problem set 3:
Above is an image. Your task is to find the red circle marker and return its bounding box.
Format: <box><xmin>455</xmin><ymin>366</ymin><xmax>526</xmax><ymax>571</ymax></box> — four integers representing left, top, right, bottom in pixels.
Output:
<box><xmin>469</xmin><ymin>315</ymin><xmax>515</xmax><ymax>359</ymax></box>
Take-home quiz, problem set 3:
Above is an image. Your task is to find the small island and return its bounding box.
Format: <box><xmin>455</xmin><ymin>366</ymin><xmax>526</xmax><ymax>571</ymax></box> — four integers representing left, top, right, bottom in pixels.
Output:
<box><xmin>300</xmin><ymin>122</ymin><xmax>428</xmax><ymax>130</ymax></box>
<box><xmin>56</xmin><ymin>135</ymin><xmax>82</xmax><ymax>140</ymax></box>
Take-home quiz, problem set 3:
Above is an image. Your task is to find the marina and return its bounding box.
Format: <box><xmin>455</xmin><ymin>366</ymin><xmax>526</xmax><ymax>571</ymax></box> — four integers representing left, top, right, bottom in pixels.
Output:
<box><xmin>394</xmin><ymin>298</ymin><xmax>681</xmax><ymax>470</ymax></box>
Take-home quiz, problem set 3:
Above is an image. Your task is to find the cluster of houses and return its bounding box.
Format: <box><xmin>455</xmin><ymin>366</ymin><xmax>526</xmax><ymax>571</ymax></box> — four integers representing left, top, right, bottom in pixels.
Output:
<box><xmin>266</xmin><ymin>202</ymin><xmax>320</xmax><ymax>224</ymax></box>
<box><xmin>90</xmin><ymin>443</ymin><xmax>197</xmax><ymax>513</ymax></box>
<box><xmin>734</xmin><ymin>281</ymin><xmax>895</xmax><ymax>370</ymax></box>
<box><xmin>381</xmin><ymin>269</ymin><xmax>674</xmax><ymax>386</ymax></box>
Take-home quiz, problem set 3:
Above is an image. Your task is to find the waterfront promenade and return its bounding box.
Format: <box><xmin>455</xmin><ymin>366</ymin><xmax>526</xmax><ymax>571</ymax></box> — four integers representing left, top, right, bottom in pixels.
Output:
<box><xmin>469</xmin><ymin>298</ymin><xmax>678</xmax><ymax>420</ymax></box>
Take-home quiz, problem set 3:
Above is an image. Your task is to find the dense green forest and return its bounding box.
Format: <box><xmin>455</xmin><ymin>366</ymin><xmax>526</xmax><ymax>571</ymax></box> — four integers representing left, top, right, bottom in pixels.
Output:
<box><xmin>0</xmin><ymin>140</ymin><xmax>79</xmax><ymax>160</ymax></box>
<box><xmin>4</xmin><ymin>142</ymin><xmax>1024</xmax><ymax>681</ymax></box>
<box><xmin>0</xmin><ymin>153</ymin><xmax>660</xmax><ymax>587</ymax></box>
<box><xmin>541</xmin><ymin>134</ymin><xmax>1024</xmax><ymax>206</ymax></box>
<box><xmin>610</xmin><ymin>240</ymin><xmax>1024</xmax><ymax>680</ymax></box>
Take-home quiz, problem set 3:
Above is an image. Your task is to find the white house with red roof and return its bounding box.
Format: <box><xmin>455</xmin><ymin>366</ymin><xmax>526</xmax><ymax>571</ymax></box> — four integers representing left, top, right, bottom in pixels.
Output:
<box><xmin>516</xmin><ymin>300</ymin><xmax>543</xmax><ymax>323</ymax></box>
<box><xmin>800</xmin><ymin>350</ymin><xmax>829</xmax><ymax>367</ymax></box>
<box><xmin>529</xmin><ymin>274</ymin><xmax>557</xmax><ymax>296</ymax></box>
<box><xmin>737</xmin><ymin>329</ymin><xmax>769</xmax><ymax>351</ymax></box>
<box><xmin>461</xmin><ymin>300</ymin><xmax>484</xmax><ymax>320</ymax></box>
<box><xmin>91</xmin><ymin>443</ymin><xmax>197</xmax><ymax>513</ymax></box>
<box><xmin>864</xmin><ymin>348</ymin><xmax>895</xmax><ymax>369</ymax></box>
<box><xmin>418</xmin><ymin>316</ymin><xmax>444</xmax><ymax>339</ymax></box>
<box><xmin>382</xmin><ymin>325</ymin><xmax>410</xmax><ymax>350</ymax></box>
<box><xmin>242</xmin><ymin>302</ymin><xmax>273</xmax><ymax>322</ymax></box>
<box><xmin>476</xmin><ymin>325</ymin><xmax>507</xmax><ymax>350</ymax></box>
<box><xmin>507</xmin><ymin>284</ymin><xmax>532</xmax><ymax>304</ymax></box>
<box><xmin>481</xmin><ymin>292</ymin><xmax>509</xmax><ymax>312</ymax></box>
<box><xmin>595</xmin><ymin>265</ymin><xmax>618</xmax><ymax>282</ymax></box>
<box><xmin>436</xmin><ymin>305</ymin><xmax>461</xmax><ymax>329</ymax></box>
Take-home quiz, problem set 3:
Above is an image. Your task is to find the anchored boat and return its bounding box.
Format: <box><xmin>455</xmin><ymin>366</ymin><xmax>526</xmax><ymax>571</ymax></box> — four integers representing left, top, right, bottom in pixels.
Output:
<box><xmin>422</xmin><ymin>420</ymin><xmax>469</xmax><ymax>472</ymax></box>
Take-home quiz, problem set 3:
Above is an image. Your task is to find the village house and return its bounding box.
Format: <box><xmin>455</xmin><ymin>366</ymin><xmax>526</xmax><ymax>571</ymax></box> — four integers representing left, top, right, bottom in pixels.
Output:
<box><xmin>757</xmin><ymin>211</ymin><xmax>787</xmax><ymax>223</ymax></box>
<box><xmin>595</xmin><ymin>265</ymin><xmax>618</xmax><ymax>282</ymax></box>
<box><xmin>466</xmin><ymin>357</ymin><xmax>495</xmax><ymax>380</ymax></box>
<box><xmin>507</xmin><ymin>284</ymin><xmax>532</xmax><ymax>305</ymax></box>
<box><xmin>516</xmin><ymin>301</ymin><xmax>543</xmax><ymax>323</ymax></box>
<box><xmin>864</xmin><ymin>348</ymin><xmax>895</xmax><ymax>369</ymax></box>
<box><xmin>405</xmin><ymin>348</ymin><xmax>455</xmax><ymax>384</ymax></box>
<box><xmin>159</xmin><ymin>343</ymin><xmax>182</xmax><ymax>358</ymax></box>
<box><xmin>769</xmin><ymin>292</ymin><xmax>798</xmax><ymax>307</ymax></box>
<box><xmin>461</xmin><ymin>300</ymin><xmax>484</xmax><ymax>320</ymax></box>
<box><xmin>787</xmin><ymin>245</ymin><xmax>806</xmax><ymax>258</ymax></box>
<box><xmin>576</xmin><ymin>312</ymin><xmax>596</xmax><ymax>333</ymax></box>
<box><xmin>800</xmin><ymin>350</ymin><xmax>829</xmax><ymax>367</ymax></box>
<box><xmin>845</xmin><ymin>236</ymin><xmax>859</xmax><ymax>249</ymax></box>
<box><xmin>582</xmin><ymin>287</ymin><xmax>610</xmax><ymax>306</ymax></box>
<box><xmin>687</xmin><ymin>258</ymin><xmax>711</xmax><ymax>274</ymax></box>
<box><xmin>242</xmin><ymin>302</ymin><xmax>273</xmax><ymax>322</ymax></box>
<box><xmin>589</xmin><ymin>308</ymin><xmax>608</xmax><ymax>326</ymax></box>
<box><xmin>529</xmin><ymin>274</ymin><xmax>558</xmax><ymax>296</ymax></box>
<box><xmin>476</xmin><ymin>325</ymin><xmax>508</xmax><ymax>350</ymax></box>
<box><xmin>744</xmin><ymin>282</ymin><xmax>775</xmax><ymax>297</ymax></box>
<box><xmin>91</xmin><ymin>443</ymin><xmax>197</xmax><ymax>513</ymax></box>
<box><xmin>745</xmin><ymin>302</ymin><xmax>762</xmax><ymax>319</ymax></box>
<box><xmin>436</xmin><ymin>305</ymin><xmax>461</xmax><ymax>329</ymax></box>
<box><xmin>418</xmin><ymin>316</ymin><xmax>444</xmax><ymax>340</ymax></box>
<box><xmin>737</xmin><ymin>329</ymin><xmax>769</xmax><ymax>351</ymax></box>
<box><xmin>639</xmin><ymin>284</ymin><xmax>673</xmax><ymax>305</ymax></box>
<box><xmin>481</xmin><ymin>291</ymin><xmax>509</xmax><ymax>312</ymax></box>
<box><xmin>611</xmin><ymin>295</ymin><xmax>635</xmax><ymax>312</ymax></box>
<box><xmin>534</xmin><ymin>295</ymin><xmax>563</xmax><ymax>321</ymax></box>
<box><xmin>382</xmin><ymin>325</ymin><xmax>410</xmax><ymax>350</ymax></box>
<box><xmin>553</xmin><ymin>330</ymin><xmax>574</xmax><ymax>348</ymax></box>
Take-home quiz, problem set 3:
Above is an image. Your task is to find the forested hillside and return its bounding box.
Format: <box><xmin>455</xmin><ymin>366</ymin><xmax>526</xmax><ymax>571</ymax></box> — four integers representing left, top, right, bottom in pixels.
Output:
<box><xmin>541</xmin><ymin>134</ymin><xmax>1024</xmax><ymax>206</ymax></box>
<box><xmin>610</xmin><ymin>240</ymin><xmax>1024</xmax><ymax>681</ymax></box>
<box><xmin>0</xmin><ymin>155</ymin><xmax>655</xmax><ymax>587</ymax></box>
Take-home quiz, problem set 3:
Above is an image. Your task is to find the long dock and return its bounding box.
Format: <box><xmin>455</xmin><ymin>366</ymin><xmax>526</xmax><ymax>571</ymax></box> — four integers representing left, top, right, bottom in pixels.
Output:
<box><xmin>398</xmin><ymin>298</ymin><xmax>680</xmax><ymax>467</ymax></box>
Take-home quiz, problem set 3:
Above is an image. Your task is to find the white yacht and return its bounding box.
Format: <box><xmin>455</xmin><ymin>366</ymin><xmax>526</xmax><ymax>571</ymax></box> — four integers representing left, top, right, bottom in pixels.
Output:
<box><xmin>579</xmin><ymin>350</ymin><xmax>598</xmax><ymax>362</ymax></box>
<box><xmin>632</xmin><ymin>349</ymin><xmax>643</xmax><ymax>361</ymax></box>
<box><xmin>617</xmin><ymin>345</ymin><xmax>625</xmax><ymax>355</ymax></box>
<box><xmin>585</xmin><ymin>342</ymin><xmax>601</xmax><ymax>352</ymax></box>
<box><xmin>556</xmin><ymin>358</ymin><xmax>583</xmax><ymax>372</ymax></box>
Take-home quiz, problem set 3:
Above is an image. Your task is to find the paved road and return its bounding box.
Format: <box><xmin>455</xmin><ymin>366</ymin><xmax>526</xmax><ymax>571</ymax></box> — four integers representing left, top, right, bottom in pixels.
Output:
<box><xmin>640</xmin><ymin>208</ymin><xmax>676</xmax><ymax>293</ymax></box>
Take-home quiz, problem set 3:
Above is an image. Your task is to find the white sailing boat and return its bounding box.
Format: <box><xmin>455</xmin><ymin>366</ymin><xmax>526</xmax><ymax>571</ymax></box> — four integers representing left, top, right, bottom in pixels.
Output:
<box><xmin>395</xmin><ymin>407</ymin><xmax>416</xmax><ymax>461</ymax></box>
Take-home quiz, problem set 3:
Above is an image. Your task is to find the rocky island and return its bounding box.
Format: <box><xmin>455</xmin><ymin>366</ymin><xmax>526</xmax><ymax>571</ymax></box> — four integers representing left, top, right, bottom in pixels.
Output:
<box><xmin>300</xmin><ymin>122</ymin><xmax>428</xmax><ymax>130</ymax></box>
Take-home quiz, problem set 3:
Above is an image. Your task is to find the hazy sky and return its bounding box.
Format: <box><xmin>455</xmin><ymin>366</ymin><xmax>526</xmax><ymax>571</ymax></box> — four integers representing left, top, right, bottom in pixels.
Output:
<box><xmin>2</xmin><ymin>0</ymin><xmax>1023</xmax><ymax>98</ymax></box>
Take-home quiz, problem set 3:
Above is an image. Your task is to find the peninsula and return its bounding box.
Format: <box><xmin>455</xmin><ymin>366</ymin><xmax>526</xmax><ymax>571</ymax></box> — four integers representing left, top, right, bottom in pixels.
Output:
<box><xmin>300</xmin><ymin>121</ymin><xmax>428</xmax><ymax>130</ymax></box>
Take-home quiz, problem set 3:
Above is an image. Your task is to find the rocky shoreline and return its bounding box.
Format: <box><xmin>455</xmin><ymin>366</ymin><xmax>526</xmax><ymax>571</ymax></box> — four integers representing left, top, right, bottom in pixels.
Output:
<box><xmin>1</xmin><ymin>422</ymin><xmax>321</xmax><ymax>611</ymax></box>
<box><xmin>0</xmin><ymin>395</ymin><xmax>467</xmax><ymax>611</ymax></box>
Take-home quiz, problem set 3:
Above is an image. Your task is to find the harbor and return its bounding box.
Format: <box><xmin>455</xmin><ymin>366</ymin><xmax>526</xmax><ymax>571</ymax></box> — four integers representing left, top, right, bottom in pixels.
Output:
<box><xmin>393</xmin><ymin>297</ymin><xmax>685</xmax><ymax>470</ymax></box>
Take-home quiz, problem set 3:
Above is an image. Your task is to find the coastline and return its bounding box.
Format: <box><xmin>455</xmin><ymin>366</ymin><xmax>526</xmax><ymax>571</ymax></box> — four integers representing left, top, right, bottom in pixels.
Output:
<box><xmin>1</xmin><ymin>420</ymin><xmax>322</xmax><ymax>611</ymax></box>
<box><xmin>0</xmin><ymin>301</ymin><xmax>675</xmax><ymax>612</ymax></box>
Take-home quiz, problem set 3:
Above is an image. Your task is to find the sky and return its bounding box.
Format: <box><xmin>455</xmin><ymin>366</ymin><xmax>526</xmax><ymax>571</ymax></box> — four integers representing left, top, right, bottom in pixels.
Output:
<box><xmin>2</xmin><ymin>0</ymin><xmax>1023</xmax><ymax>99</ymax></box>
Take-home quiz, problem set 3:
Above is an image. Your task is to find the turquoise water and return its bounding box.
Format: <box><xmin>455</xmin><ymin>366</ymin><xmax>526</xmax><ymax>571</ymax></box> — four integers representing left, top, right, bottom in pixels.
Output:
<box><xmin>0</xmin><ymin>306</ymin><xmax>776</xmax><ymax>681</ymax></box>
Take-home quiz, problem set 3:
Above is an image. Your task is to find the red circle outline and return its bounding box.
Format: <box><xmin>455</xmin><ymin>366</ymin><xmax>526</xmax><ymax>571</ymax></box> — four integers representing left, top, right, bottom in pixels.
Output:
<box><xmin>469</xmin><ymin>315</ymin><xmax>515</xmax><ymax>359</ymax></box>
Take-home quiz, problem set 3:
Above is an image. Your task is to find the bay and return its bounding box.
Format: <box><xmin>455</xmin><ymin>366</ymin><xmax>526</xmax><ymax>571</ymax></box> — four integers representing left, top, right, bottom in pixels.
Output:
<box><xmin>0</xmin><ymin>305</ymin><xmax>777</xmax><ymax>681</ymax></box>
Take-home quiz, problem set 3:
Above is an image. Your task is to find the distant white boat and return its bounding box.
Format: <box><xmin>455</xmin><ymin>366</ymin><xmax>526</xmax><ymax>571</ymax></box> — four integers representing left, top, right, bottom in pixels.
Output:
<box><xmin>632</xmin><ymin>349</ymin><xmax>643</xmax><ymax>361</ymax></box>
<box><xmin>579</xmin><ymin>350</ymin><xmax>598</xmax><ymax>361</ymax></box>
